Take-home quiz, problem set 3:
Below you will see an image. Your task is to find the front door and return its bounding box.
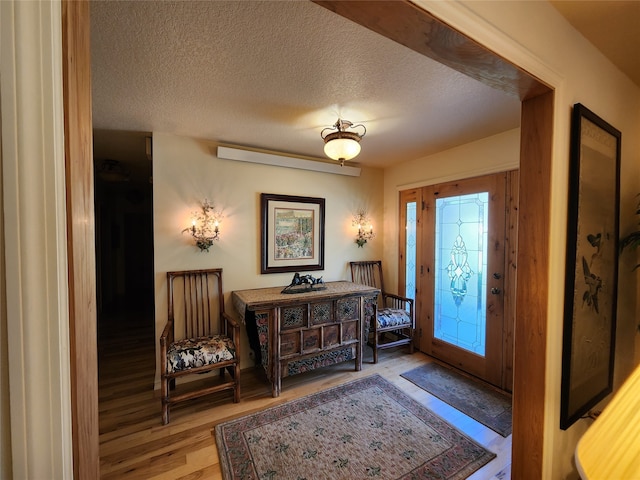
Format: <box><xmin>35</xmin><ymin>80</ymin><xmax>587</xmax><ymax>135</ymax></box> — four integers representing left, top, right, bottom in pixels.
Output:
<box><xmin>400</xmin><ymin>172</ymin><xmax>516</xmax><ymax>388</ymax></box>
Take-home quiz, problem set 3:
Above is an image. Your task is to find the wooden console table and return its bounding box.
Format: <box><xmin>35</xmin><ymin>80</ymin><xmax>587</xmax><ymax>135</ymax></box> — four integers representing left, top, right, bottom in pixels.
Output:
<box><xmin>232</xmin><ymin>281</ymin><xmax>379</xmax><ymax>397</ymax></box>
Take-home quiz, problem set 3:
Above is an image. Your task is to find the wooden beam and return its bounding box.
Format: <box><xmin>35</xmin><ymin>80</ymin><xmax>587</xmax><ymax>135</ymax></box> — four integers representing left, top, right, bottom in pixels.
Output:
<box><xmin>512</xmin><ymin>91</ymin><xmax>554</xmax><ymax>479</ymax></box>
<box><xmin>312</xmin><ymin>0</ymin><xmax>550</xmax><ymax>100</ymax></box>
<box><xmin>61</xmin><ymin>1</ymin><xmax>100</xmax><ymax>478</ymax></box>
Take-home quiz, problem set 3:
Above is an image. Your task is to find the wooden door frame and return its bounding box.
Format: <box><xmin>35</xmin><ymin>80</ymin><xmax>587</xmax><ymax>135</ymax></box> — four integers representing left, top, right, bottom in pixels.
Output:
<box><xmin>62</xmin><ymin>1</ymin><xmax>99</xmax><ymax>478</ymax></box>
<box><xmin>64</xmin><ymin>2</ymin><xmax>553</xmax><ymax>478</ymax></box>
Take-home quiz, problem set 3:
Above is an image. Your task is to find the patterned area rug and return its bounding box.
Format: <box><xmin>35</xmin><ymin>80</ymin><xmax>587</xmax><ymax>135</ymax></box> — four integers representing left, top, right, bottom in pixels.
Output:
<box><xmin>214</xmin><ymin>374</ymin><xmax>495</xmax><ymax>479</ymax></box>
<box><xmin>401</xmin><ymin>363</ymin><xmax>512</xmax><ymax>437</ymax></box>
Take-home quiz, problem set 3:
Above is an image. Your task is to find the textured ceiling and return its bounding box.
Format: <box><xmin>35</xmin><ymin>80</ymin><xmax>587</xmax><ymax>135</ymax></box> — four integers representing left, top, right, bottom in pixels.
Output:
<box><xmin>91</xmin><ymin>1</ymin><xmax>638</xmax><ymax>174</ymax></box>
<box><xmin>90</xmin><ymin>1</ymin><xmax>521</xmax><ymax>171</ymax></box>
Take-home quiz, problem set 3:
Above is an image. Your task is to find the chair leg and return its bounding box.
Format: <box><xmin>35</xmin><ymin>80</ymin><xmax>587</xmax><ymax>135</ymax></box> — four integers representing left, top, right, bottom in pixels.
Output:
<box><xmin>233</xmin><ymin>363</ymin><xmax>241</xmax><ymax>403</ymax></box>
<box><xmin>373</xmin><ymin>332</ymin><xmax>379</xmax><ymax>364</ymax></box>
<box><xmin>161</xmin><ymin>377</ymin><xmax>170</xmax><ymax>425</ymax></box>
<box><xmin>162</xmin><ymin>402</ymin><xmax>170</xmax><ymax>425</ymax></box>
<box><xmin>409</xmin><ymin>328</ymin><xmax>415</xmax><ymax>354</ymax></box>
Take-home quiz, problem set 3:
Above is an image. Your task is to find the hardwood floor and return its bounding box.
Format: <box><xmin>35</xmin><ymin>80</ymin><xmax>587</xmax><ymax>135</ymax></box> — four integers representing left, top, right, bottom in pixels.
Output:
<box><xmin>98</xmin><ymin>312</ymin><xmax>511</xmax><ymax>479</ymax></box>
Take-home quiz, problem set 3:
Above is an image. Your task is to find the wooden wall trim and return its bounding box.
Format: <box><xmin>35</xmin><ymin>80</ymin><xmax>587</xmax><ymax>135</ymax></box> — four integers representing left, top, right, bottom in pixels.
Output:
<box><xmin>512</xmin><ymin>91</ymin><xmax>553</xmax><ymax>479</ymax></box>
<box><xmin>61</xmin><ymin>1</ymin><xmax>100</xmax><ymax>478</ymax></box>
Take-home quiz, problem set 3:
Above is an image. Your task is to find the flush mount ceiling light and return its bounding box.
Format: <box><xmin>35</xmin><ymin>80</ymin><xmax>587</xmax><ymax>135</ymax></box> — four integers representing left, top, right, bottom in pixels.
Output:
<box><xmin>97</xmin><ymin>158</ymin><xmax>130</xmax><ymax>183</ymax></box>
<box><xmin>321</xmin><ymin>118</ymin><xmax>366</xmax><ymax>166</ymax></box>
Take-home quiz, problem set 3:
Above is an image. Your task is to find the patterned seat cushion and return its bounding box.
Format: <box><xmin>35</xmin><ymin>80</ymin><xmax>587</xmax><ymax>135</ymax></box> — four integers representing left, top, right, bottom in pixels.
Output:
<box><xmin>167</xmin><ymin>335</ymin><xmax>236</xmax><ymax>374</ymax></box>
<box><xmin>376</xmin><ymin>308</ymin><xmax>412</xmax><ymax>329</ymax></box>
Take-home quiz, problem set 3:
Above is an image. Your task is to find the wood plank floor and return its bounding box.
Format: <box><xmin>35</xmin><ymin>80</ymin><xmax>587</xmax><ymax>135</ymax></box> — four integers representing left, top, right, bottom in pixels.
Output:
<box><xmin>98</xmin><ymin>312</ymin><xmax>511</xmax><ymax>479</ymax></box>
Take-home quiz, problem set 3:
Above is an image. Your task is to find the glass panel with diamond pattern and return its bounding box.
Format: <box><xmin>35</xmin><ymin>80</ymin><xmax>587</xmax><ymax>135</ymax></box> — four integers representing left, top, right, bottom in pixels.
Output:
<box><xmin>434</xmin><ymin>192</ymin><xmax>489</xmax><ymax>356</ymax></box>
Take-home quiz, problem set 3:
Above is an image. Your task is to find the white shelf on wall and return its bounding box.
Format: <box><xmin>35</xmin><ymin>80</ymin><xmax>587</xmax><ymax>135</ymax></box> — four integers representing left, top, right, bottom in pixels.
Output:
<box><xmin>217</xmin><ymin>146</ymin><xmax>361</xmax><ymax>177</ymax></box>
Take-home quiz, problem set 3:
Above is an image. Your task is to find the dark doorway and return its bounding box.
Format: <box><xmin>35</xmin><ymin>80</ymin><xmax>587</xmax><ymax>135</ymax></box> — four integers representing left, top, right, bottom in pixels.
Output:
<box><xmin>93</xmin><ymin>131</ymin><xmax>155</xmax><ymax>337</ymax></box>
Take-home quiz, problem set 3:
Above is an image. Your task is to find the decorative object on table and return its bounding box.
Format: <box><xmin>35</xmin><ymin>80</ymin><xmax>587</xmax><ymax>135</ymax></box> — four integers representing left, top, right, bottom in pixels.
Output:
<box><xmin>280</xmin><ymin>272</ymin><xmax>325</xmax><ymax>294</ymax></box>
<box><xmin>260</xmin><ymin>193</ymin><xmax>325</xmax><ymax>274</ymax></box>
<box><xmin>352</xmin><ymin>209</ymin><xmax>375</xmax><ymax>247</ymax></box>
<box><xmin>214</xmin><ymin>374</ymin><xmax>495</xmax><ymax>480</ymax></box>
<box><xmin>182</xmin><ymin>199</ymin><xmax>222</xmax><ymax>252</ymax></box>
<box><xmin>560</xmin><ymin>103</ymin><xmax>621</xmax><ymax>430</ymax></box>
<box><xmin>350</xmin><ymin>260</ymin><xmax>414</xmax><ymax>363</ymax></box>
<box><xmin>401</xmin><ymin>362</ymin><xmax>512</xmax><ymax>437</ymax></box>
<box><xmin>321</xmin><ymin>118</ymin><xmax>366</xmax><ymax>166</ymax></box>
<box><xmin>159</xmin><ymin>269</ymin><xmax>240</xmax><ymax>425</ymax></box>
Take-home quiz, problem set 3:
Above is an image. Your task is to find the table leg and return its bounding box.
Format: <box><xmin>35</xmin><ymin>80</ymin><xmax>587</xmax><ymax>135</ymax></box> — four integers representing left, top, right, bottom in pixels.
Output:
<box><xmin>273</xmin><ymin>376</ymin><xmax>281</xmax><ymax>397</ymax></box>
<box><xmin>355</xmin><ymin>296</ymin><xmax>363</xmax><ymax>371</ymax></box>
<box><xmin>272</xmin><ymin>308</ymin><xmax>281</xmax><ymax>397</ymax></box>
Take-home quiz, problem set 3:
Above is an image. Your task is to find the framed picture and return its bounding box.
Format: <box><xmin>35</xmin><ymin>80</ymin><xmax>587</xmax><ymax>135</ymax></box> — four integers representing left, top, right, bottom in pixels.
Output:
<box><xmin>260</xmin><ymin>193</ymin><xmax>325</xmax><ymax>274</ymax></box>
<box><xmin>560</xmin><ymin>103</ymin><xmax>621</xmax><ymax>430</ymax></box>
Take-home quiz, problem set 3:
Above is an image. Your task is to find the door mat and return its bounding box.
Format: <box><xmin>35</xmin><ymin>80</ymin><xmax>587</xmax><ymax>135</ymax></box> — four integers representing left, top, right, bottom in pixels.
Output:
<box><xmin>401</xmin><ymin>363</ymin><xmax>512</xmax><ymax>437</ymax></box>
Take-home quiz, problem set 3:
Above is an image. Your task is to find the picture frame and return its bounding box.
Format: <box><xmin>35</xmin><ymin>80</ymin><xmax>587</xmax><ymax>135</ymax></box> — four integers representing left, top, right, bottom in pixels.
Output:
<box><xmin>260</xmin><ymin>193</ymin><xmax>325</xmax><ymax>274</ymax></box>
<box><xmin>560</xmin><ymin>103</ymin><xmax>621</xmax><ymax>430</ymax></box>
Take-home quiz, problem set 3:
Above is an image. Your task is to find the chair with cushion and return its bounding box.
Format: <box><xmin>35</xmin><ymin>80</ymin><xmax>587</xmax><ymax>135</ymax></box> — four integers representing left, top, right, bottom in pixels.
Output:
<box><xmin>160</xmin><ymin>268</ymin><xmax>240</xmax><ymax>425</ymax></box>
<box><xmin>350</xmin><ymin>260</ymin><xmax>414</xmax><ymax>363</ymax></box>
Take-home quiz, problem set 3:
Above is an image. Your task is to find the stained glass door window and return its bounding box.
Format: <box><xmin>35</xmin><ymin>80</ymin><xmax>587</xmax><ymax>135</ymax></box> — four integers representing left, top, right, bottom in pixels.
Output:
<box><xmin>434</xmin><ymin>192</ymin><xmax>489</xmax><ymax>356</ymax></box>
<box><xmin>405</xmin><ymin>201</ymin><xmax>417</xmax><ymax>303</ymax></box>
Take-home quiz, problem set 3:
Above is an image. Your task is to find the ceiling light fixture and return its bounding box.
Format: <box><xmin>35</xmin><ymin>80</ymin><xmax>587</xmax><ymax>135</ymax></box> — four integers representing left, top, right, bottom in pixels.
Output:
<box><xmin>321</xmin><ymin>119</ymin><xmax>366</xmax><ymax>166</ymax></box>
<box><xmin>97</xmin><ymin>158</ymin><xmax>130</xmax><ymax>183</ymax></box>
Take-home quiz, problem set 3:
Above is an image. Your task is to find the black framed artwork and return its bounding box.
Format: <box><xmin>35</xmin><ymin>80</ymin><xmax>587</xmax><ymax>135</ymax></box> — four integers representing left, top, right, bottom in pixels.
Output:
<box><xmin>560</xmin><ymin>103</ymin><xmax>621</xmax><ymax>430</ymax></box>
<box><xmin>260</xmin><ymin>193</ymin><xmax>325</xmax><ymax>274</ymax></box>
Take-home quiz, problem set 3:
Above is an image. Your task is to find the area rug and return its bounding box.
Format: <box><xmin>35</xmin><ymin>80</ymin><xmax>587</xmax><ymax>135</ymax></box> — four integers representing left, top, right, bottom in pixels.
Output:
<box><xmin>214</xmin><ymin>374</ymin><xmax>495</xmax><ymax>480</ymax></box>
<box><xmin>401</xmin><ymin>363</ymin><xmax>512</xmax><ymax>437</ymax></box>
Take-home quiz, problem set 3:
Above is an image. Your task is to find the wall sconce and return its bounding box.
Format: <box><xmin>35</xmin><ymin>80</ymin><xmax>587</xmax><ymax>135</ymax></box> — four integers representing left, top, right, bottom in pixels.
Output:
<box><xmin>352</xmin><ymin>210</ymin><xmax>375</xmax><ymax>248</ymax></box>
<box><xmin>182</xmin><ymin>200</ymin><xmax>222</xmax><ymax>252</ymax></box>
<box><xmin>321</xmin><ymin>118</ymin><xmax>366</xmax><ymax>166</ymax></box>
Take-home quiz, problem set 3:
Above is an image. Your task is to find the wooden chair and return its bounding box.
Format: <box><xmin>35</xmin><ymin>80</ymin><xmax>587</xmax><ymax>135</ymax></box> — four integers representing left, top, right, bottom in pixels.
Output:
<box><xmin>159</xmin><ymin>268</ymin><xmax>240</xmax><ymax>425</ymax></box>
<box><xmin>350</xmin><ymin>261</ymin><xmax>414</xmax><ymax>363</ymax></box>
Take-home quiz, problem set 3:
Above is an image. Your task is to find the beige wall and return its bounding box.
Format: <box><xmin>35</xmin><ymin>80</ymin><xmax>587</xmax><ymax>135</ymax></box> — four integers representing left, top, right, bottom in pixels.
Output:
<box><xmin>413</xmin><ymin>1</ymin><xmax>640</xmax><ymax>478</ymax></box>
<box><xmin>151</xmin><ymin>132</ymin><xmax>384</xmax><ymax>378</ymax></box>
<box><xmin>382</xmin><ymin>128</ymin><xmax>521</xmax><ymax>287</ymax></box>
